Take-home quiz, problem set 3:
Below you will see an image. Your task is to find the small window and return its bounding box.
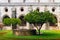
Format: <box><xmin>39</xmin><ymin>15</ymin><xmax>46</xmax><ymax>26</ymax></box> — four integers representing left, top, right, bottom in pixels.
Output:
<box><xmin>52</xmin><ymin>7</ymin><xmax>55</xmax><ymax>12</ymax></box>
<box><xmin>5</xmin><ymin>8</ymin><xmax>8</xmax><ymax>12</ymax></box>
<box><xmin>20</xmin><ymin>7</ymin><xmax>24</xmax><ymax>12</ymax></box>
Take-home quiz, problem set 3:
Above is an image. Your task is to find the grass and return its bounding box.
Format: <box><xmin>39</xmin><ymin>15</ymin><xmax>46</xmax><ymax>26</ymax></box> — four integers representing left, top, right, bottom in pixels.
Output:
<box><xmin>0</xmin><ymin>30</ymin><xmax>60</xmax><ymax>40</ymax></box>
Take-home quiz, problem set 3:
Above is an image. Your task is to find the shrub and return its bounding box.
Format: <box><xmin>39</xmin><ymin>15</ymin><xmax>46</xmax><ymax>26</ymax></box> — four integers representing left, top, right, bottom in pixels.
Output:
<box><xmin>24</xmin><ymin>10</ymin><xmax>57</xmax><ymax>35</ymax></box>
<box><xmin>3</xmin><ymin>18</ymin><xmax>21</xmax><ymax>26</ymax></box>
<box><xmin>3</xmin><ymin>18</ymin><xmax>11</xmax><ymax>26</ymax></box>
<box><xmin>11</xmin><ymin>18</ymin><xmax>21</xmax><ymax>26</ymax></box>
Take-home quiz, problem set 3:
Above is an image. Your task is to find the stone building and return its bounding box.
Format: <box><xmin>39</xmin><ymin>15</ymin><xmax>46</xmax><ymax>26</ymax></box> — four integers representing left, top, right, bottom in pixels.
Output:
<box><xmin>0</xmin><ymin>0</ymin><xmax>60</xmax><ymax>30</ymax></box>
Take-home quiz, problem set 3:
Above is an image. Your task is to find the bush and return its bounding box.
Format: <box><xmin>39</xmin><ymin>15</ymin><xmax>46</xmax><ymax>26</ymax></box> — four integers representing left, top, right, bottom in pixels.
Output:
<box><xmin>3</xmin><ymin>18</ymin><xmax>21</xmax><ymax>26</ymax></box>
<box><xmin>3</xmin><ymin>18</ymin><xmax>11</xmax><ymax>26</ymax></box>
<box><xmin>11</xmin><ymin>18</ymin><xmax>21</xmax><ymax>26</ymax></box>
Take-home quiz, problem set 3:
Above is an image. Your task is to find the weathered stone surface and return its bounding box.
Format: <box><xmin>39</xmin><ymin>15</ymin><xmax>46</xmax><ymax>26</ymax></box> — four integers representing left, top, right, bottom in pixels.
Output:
<box><xmin>13</xmin><ymin>29</ymin><xmax>36</xmax><ymax>36</ymax></box>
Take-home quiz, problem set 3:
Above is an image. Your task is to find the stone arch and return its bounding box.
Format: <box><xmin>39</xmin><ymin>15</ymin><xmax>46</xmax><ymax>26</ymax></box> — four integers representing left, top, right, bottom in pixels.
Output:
<box><xmin>2</xmin><ymin>15</ymin><xmax>10</xmax><ymax>21</ymax></box>
<box><xmin>18</xmin><ymin>15</ymin><xmax>26</xmax><ymax>26</ymax></box>
<box><xmin>11</xmin><ymin>8</ymin><xmax>17</xmax><ymax>18</ymax></box>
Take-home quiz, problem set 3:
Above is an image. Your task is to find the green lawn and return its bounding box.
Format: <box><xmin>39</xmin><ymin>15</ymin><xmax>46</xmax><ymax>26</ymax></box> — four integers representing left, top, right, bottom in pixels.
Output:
<box><xmin>0</xmin><ymin>30</ymin><xmax>60</xmax><ymax>40</ymax></box>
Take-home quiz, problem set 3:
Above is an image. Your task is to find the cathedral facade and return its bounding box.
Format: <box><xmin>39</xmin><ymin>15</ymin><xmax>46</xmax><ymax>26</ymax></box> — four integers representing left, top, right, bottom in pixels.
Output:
<box><xmin>0</xmin><ymin>0</ymin><xmax>60</xmax><ymax>30</ymax></box>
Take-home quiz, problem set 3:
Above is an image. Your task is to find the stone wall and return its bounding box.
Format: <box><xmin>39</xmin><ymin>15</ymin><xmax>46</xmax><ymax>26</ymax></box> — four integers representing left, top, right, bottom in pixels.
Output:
<box><xmin>13</xmin><ymin>29</ymin><xmax>36</xmax><ymax>36</ymax></box>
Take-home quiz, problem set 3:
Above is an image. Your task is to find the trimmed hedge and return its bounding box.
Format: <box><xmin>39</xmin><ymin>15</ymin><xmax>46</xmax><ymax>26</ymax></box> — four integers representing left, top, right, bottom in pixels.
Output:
<box><xmin>3</xmin><ymin>18</ymin><xmax>21</xmax><ymax>26</ymax></box>
<box><xmin>3</xmin><ymin>18</ymin><xmax>11</xmax><ymax>26</ymax></box>
<box><xmin>11</xmin><ymin>18</ymin><xmax>21</xmax><ymax>25</ymax></box>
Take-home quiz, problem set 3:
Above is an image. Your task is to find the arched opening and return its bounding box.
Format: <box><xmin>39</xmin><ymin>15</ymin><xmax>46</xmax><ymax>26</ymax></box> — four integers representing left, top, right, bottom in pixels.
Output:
<box><xmin>12</xmin><ymin>8</ymin><xmax>17</xmax><ymax>18</ymax></box>
<box><xmin>2</xmin><ymin>15</ymin><xmax>10</xmax><ymax>21</ymax></box>
<box><xmin>19</xmin><ymin>15</ymin><xmax>26</xmax><ymax>26</ymax></box>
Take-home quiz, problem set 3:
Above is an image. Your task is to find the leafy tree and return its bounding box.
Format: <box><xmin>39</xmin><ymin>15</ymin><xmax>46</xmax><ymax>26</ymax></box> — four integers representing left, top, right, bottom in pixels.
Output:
<box><xmin>43</xmin><ymin>11</ymin><xmax>57</xmax><ymax>24</ymax></box>
<box><xmin>42</xmin><ymin>11</ymin><xmax>57</xmax><ymax>30</ymax></box>
<box><xmin>11</xmin><ymin>18</ymin><xmax>21</xmax><ymax>29</ymax></box>
<box><xmin>24</xmin><ymin>10</ymin><xmax>57</xmax><ymax>35</ymax></box>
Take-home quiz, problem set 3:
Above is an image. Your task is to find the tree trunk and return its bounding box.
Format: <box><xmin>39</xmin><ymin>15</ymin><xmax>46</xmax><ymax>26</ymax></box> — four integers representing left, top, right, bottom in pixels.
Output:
<box><xmin>12</xmin><ymin>25</ymin><xmax>17</xmax><ymax>30</ymax></box>
<box><xmin>12</xmin><ymin>24</ymin><xmax>17</xmax><ymax>34</ymax></box>
<box><xmin>38</xmin><ymin>26</ymin><xmax>42</xmax><ymax>35</ymax></box>
<box><xmin>34</xmin><ymin>23</ymin><xmax>43</xmax><ymax>35</ymax></box>
<box><xmin>38</xmin><ymin>24</ymin><xmax>43</xmax><ymax>35</ymax></box>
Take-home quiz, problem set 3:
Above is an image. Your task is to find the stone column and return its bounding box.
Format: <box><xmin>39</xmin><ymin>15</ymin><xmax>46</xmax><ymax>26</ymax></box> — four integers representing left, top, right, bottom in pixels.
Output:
<box><xmin>28</xmin><ymin>5</ymin><xmax>33</xmax><ymax>12</ymax></box>
<box><xmin>26</xmin><ymin>22</ymin><xmax>30</xmax><ymax>29</ymax></box>
<box><xmin>12</xmin><ymin>8</ymin><xmax>17</xmax><ymax>18</ymax></box>
<box><xmin>44</xmin><ymin>5</ymin><xmax>48</xmax><ymax>11</ymax></box>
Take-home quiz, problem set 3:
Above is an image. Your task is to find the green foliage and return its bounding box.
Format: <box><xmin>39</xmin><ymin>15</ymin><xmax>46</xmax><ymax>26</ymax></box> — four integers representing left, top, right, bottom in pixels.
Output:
<box><xmin>3</xmin><ymin>18</ymin><xmax>21</xmax><ymax>26</ymax></box>
<box><xmin>24</xmin><ymin>10</ymin><xmax>57</xmax><ymax>25</ymax></box>
<box><xmin>43</xmin><ymin>11</ymin><xmax>57</xmax><ymax>24</ymax></box>
<box><xmin>11</xmin><ymin>18</ymin><xmax>21</xmax><ymax>25</ymax></box>
<box><xmin>3</xmin><ymin>18</ymin><xmax>11</xmax><ymax>26</ymax></box>
<box><xmin>24</xmin><ymin>10</ymin><xmax>41</xmax><ymax>24</ymax></box>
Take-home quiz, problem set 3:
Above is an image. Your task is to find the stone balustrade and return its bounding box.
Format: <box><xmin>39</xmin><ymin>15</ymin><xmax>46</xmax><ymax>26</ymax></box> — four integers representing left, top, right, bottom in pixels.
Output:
<box><xmin>0</xmin><ymin>3</ymin><xmax>60</xmax><ymax>6</ymax></box>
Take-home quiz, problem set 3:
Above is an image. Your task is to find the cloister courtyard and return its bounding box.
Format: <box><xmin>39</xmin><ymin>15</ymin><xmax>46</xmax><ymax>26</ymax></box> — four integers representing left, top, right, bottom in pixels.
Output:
<box><xmin>0</xmin><ymin>0</ymin><xmax>60</xmax><ymax>40</ymax></box>
<box><xmin>0</xmin><ymin>10</ymin><xmax>59</xmax><ymax>40</ymax></box>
